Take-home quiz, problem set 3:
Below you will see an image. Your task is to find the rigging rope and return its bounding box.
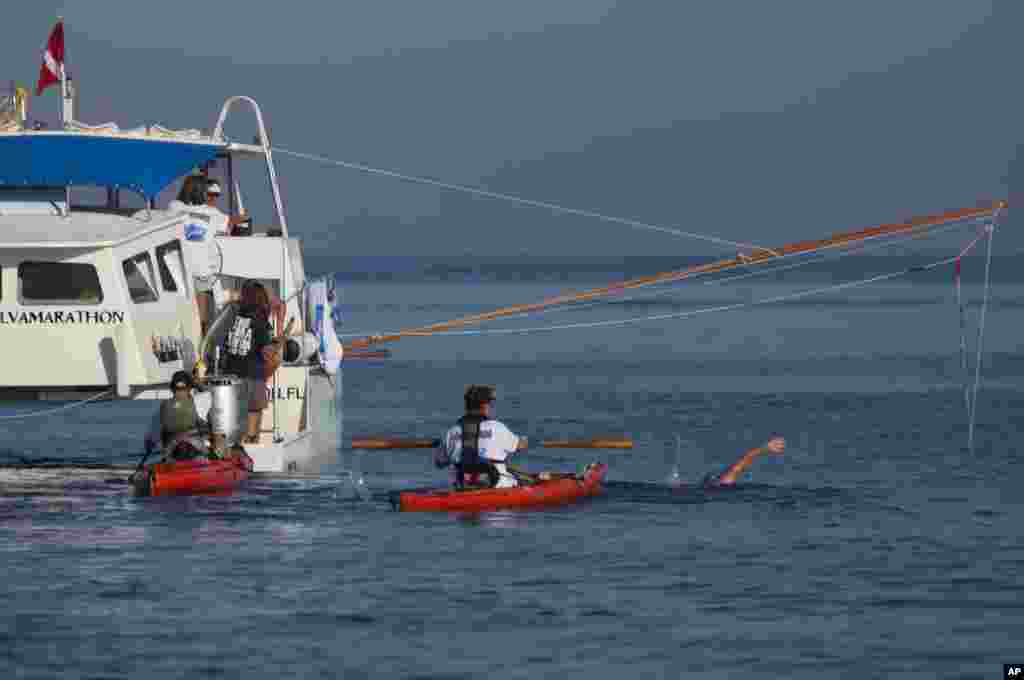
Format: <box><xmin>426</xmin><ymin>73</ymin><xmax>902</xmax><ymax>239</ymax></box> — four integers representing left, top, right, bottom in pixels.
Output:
<box><xmin>0</xmin><ymin>390</ymin><xmax>113</xmax><ymax>420</ymax></box>
<box><xmin>967</xmin><ymin>222</ymin><xmax>996</xmax><ymax>453</ymax></box>
<box><xmin>272</xmin><ymin>146</ymin><xmax>773</xmax><ymax>253</ymax></box>
<box><xmin>952</xmin><ymin>224</ymin><xmax>992</xmax><ymax>422</ymax></box>
<box><xmin>955</xmin><ymin>258</ymin><xmax>969</xmax><ymax>414</ymax></box>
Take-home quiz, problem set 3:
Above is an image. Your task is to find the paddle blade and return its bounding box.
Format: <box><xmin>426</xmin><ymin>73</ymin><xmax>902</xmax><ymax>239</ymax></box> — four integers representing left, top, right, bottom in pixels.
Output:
<box><xmin>352</xmin><ymin>436</ymin><xmax>633</xmax><ymax>450</ymax></box>
<box><xmin>541</xmin><ymin>439</ymin><xmax>633</xmax><ymax>449</ymax></box>
<box><xmin>345</xmin><ymin>349</ymin><xmax>392</xmax><ymax>360</ymax></box>
<box><xmin>351</xmin><ymin>438</ymin><xmax>441</xmax><ymax>450</ymax></box>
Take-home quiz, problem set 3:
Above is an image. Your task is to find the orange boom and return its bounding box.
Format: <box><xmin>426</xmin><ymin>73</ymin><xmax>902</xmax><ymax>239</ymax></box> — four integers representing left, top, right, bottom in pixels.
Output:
<box><xmin>345</xmin><ymin>202</ymin><xmax>1006</xmax><ymax>350</ymax></box>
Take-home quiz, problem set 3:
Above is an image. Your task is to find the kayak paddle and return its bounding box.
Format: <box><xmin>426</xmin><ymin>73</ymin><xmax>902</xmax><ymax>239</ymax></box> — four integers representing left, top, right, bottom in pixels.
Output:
<box><xmin>351</xmin><ymin>438</ymin><xmax>632</xmax><ymax>450</ymax></box>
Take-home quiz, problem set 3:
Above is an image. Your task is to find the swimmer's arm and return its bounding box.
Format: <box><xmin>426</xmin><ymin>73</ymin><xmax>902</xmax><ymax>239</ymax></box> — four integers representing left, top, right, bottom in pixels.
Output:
<box><xmin>716</xmin><ymin>437</ymin><xmax>785</xmax><ymax>485</ymax></box>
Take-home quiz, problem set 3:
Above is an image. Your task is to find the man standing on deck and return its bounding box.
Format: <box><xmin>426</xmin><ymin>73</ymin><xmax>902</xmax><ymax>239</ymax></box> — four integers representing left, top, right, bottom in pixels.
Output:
<box><xmin>434</xmin><ymin>385</ymin><xmax>528</xmax><ymax>488</ymax></box>
<box><xmin>199</xmin><ymin>180</ymin><xmax>250</xmax><ymax>237</ymax></box>
<box><xmin>168</xmin><ymin>177</ymin><xmax>250</xmax><ymax>335</ymax></box>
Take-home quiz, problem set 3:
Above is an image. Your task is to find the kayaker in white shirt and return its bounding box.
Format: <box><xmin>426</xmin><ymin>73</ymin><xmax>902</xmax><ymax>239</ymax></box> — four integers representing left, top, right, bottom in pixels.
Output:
<box><xmin>434</xmin><ymin>385</ymin><xmax>528</xmax><ymax>488</ymax></box>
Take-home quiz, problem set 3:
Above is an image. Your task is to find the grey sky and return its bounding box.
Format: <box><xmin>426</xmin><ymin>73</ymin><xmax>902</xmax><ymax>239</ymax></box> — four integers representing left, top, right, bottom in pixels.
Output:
<box><xmin>4</xmin><ymin>1</ymin><xmax>1019</xmax><ymax>255</ymax></box>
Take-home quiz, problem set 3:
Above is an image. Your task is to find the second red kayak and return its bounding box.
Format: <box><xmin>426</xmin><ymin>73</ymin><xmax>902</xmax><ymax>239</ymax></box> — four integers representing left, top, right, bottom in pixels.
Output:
<box><xmin>133</xmin><ymin>450</ymin><xmax>254</xmax><ymax>497</ymax></box>
<box><xmin>392</xmin><ymin>463</ymin><xmax>608</xmax><ymax>512</ymax></box>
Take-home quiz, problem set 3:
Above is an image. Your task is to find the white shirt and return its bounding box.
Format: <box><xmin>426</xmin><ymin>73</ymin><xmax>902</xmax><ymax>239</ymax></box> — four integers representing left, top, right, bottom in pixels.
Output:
<box><xmin>440</xmin><ymin>419</ymin><xmax>521</xmax><ymax>488</ymax></box>
<box><xmin>190</xmin><ymin>204</ymin><xmax>231</xmax><ymax>237</ymax></box>
<box><xmin>169</xmin><ymin>202</ymin><xmax>229</xmax><ymax>280</ymax></box>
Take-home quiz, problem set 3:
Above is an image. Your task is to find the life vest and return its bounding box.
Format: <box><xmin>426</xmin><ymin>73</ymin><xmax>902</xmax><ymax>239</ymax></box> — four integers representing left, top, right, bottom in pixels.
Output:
<box><xmin>455</xmin><ymin>414</ymin><xmax>498</xmax><ymax>488</ymax></box>
<box><xmin>160</xmin><ymin>398</ymin><xmax>198</xmax><ymax>444</ymax></box>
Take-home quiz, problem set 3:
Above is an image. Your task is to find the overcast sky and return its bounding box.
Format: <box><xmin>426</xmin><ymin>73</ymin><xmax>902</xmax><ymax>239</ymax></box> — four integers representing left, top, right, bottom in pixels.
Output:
<box><xmin>4</xmin><ymin>1</ymin><xmax>1020</xmax><ymax>255</ymax></box>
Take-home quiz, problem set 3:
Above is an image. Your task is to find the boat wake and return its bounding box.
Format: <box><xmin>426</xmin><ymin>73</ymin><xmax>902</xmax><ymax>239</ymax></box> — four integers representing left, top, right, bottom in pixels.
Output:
<box><xmin>600</xmin><ymin>480</ymin><xmax>862</xmax><ymax>509</ymax></box>
<box><xmin>0</xmin><ymin>463</ymin><xmax>373</xmax><ymax>501</ymax></box>
<box><xmin>0</xmin><ymin>464</ymin><xmax>133</xmax><ymax>495</ymax></box>
<box><xmin>0</xmin><ymin>462</ymin><xmax>861</xmax><ymax>513</ymax></box>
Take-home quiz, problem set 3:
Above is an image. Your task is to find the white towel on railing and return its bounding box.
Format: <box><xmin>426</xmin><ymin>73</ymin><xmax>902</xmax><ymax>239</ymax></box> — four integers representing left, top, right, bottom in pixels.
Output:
<box><xmin>307</xmin><ymin>277</ymin><xmax>344</xmax><ymax>375</ymax></box>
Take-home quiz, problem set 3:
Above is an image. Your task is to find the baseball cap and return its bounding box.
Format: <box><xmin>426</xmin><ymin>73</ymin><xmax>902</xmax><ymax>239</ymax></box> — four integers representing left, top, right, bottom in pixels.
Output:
<box><xmin>464</xmin><ymin>384</ymin><xmax>497</xmax><ymax>409</ymax></box>
<box><xmin>170</xmin><ymin>370</ymin><xmax>193</xmax><ymax>390</ymax></box>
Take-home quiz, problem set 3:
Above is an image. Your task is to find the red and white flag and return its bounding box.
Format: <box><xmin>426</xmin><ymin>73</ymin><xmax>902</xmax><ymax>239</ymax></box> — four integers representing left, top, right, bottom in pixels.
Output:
<box><xmin>36</xmin><ymin>20</ymin><xmax>64</xmax><ymax>96</ymax></box>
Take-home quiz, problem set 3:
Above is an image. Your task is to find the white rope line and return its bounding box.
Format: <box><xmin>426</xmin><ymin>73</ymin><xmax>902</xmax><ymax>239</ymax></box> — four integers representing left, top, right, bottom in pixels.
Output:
<box><xmin>957</xmin><ymin>230</ymin><xmax>986</xmax><ymax>259</ymax></box>
<box><xmin>338</xmin><ymin>216</ymin><xmax>980</xmax><ymax>339</ymax></box>
<box><xmin>0</xmin><ymin>390</ymin><xmax>113</xmax><ymax>420</ymax></box>
<box><xmin>390</xmin><ymin>254</ymin><xmax>961</xmax><ymax>338</ymax></box>
<box><xmin>544</xmin><ymin>216</ymin><xmax>976</xmax><ymax>316</ymax></box>
<box><xmin>272</xmin><ymin>146</ymin><xmax>770</xmax><ymax>253</ymax></box>
<box><xmin>956</xmin><ymin>253</ymin><xmax>970</xmax><ymax>414</ymax></box>
<box><xmin>967</xmin><ymin>223</ymin><xmax>995</xmax><ymax>453</ymax></box>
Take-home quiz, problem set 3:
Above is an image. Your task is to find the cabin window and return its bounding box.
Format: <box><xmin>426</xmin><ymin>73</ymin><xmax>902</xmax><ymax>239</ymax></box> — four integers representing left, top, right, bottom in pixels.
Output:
<box><xmin>155</xmin><ymin>240</ymin><xmax>184</xmax><ymax>293</ymax></box>
<box><xmin>122</xmin><ymin>252</ymin><xmax>159</xmax><ymax>304</ymax></box>
<box><xmin>18</xmin><ymin>262</ymin><xmax>104</xmax><ymax>305</ymax></box>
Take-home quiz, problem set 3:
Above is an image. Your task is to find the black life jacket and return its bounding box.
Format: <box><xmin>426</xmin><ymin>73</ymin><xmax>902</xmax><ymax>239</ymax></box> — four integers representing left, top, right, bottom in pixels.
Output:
<box><xmin>455</xmin><ymin>414</ymin><xmax>498</xmax><ymax>488</ymax></box>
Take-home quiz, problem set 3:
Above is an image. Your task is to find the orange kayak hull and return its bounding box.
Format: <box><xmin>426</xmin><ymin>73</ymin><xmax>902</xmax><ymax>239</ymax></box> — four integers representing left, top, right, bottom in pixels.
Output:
<box><xmin>135</xmin><ymin>452</ymin><xmax>253</xmax><ymax>497</ymax></box>
<box><xmin>394</xmin><ymin>463</ymin><xmax>608</xmax><ymax>512</ymax></box>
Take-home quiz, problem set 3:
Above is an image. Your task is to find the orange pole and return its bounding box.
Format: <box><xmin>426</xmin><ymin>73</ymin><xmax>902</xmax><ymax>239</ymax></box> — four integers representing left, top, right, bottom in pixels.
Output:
<box><xmin>352</xmin><ymin>437</ymin><xmax>634</xmax><ymax>450</ymax></box>
<box><xmin>351</xmin><ymin>438</ymin><xmax>440</xmax><ymax>449</ymax></box>
<box><xmin>344</xmin><ymin>202</ymin><xmax>1005</xmax><ymax>350</ymax></box>
<box><xmin>541</xmin><ymin>439</ymin><xmax>633</xmax><ymax>449</ymax></box>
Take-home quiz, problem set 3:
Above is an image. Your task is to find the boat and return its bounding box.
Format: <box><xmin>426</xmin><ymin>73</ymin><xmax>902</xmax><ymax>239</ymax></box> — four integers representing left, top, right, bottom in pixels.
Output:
<box><xmin>391</xmin><ymin>463</ymin><xmax>608</xmax><ymax>512</ymax></box>
<box><xmin>132</xmin><ymin>449</ymin><xmax>254</xmax><ymax>497</ymax></box>
<box><xmin>0</xmin><ymin>29</ymin><xmax>344</xmax><ymax>473</ymax></box>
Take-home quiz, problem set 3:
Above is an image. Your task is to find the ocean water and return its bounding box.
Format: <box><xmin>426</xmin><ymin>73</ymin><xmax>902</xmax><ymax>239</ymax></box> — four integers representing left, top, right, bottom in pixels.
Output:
<box><xmin>2</xmin><ymin>255</ymin><xmax>1023</xmax><ymax>679</ymax></box>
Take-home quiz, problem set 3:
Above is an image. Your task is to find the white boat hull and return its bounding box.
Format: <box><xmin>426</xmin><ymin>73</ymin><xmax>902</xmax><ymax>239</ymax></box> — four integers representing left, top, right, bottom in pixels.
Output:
<box><xmin>245</xmin><ymin>430</ymin><xmax>315</xmax><ymax>473</ymax></box>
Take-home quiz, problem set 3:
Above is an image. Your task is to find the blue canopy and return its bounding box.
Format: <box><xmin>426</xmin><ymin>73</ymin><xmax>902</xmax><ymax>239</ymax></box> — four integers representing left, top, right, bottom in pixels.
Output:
<box><xmin>0</xmin><ymin>133</ymin><xmax>221</xmax><ymax>199</ymax></box>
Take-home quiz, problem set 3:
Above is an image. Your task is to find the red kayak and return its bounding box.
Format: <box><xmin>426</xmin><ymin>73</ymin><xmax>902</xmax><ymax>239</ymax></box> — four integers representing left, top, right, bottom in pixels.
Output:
<box><xmin>392</xmin><ymin>463</ymin><xmax>608</xmax><ymax>512</ymax></box>
<box><xmin>133</xmin><ymin>450</ymin><xmax>253</xmax><ymax>497</ymax></box>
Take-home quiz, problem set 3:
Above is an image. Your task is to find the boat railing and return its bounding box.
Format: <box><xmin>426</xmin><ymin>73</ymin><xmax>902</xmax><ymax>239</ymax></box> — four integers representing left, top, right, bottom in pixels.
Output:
<box><xmin>213</xmin><ymin>96</ymin><xmax>299</xmax><ymax>444</ymax></box>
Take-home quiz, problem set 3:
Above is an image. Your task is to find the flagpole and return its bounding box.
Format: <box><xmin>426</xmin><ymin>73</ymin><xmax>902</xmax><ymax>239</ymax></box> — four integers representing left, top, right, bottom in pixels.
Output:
<box><xmin>57</xmin><ymin>16</ymin><xmax>68</xmax><ymax>126</ymax></box>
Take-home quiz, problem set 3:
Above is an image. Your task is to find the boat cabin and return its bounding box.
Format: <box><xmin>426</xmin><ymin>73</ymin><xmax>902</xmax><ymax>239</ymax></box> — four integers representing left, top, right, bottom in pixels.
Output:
<box><xmin>0</xmin><ymin>97</ymin><xmax>330</xmax><ymax>471</ymax></box>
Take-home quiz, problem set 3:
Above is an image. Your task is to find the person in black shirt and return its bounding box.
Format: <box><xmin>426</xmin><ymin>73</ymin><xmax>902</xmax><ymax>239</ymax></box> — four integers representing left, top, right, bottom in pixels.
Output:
<box><xmin>222</xmin><ymin>281</ymin><xmax>279</xmax><ymax>443</ymax></box>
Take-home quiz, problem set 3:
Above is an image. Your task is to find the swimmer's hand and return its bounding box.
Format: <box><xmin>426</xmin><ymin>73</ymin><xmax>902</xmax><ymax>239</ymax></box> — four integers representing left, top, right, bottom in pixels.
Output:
<box><xmin>765</xmin><ymin>437</ymin><xmax>785</xmax><ymax>455</ymax></box>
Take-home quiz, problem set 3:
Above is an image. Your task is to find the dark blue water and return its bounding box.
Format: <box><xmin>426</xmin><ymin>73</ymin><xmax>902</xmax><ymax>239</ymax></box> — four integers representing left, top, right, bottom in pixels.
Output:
<box><xmin>2</xmin><ymin>256</ymin><xmax>1023</xmax><ymax>679</ymax></box>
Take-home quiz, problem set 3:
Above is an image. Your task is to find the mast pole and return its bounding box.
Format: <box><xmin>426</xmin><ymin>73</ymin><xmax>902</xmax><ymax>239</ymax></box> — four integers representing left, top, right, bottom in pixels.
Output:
<box><xmin>57</xmin><ymin>16</ymin><xmax>68</xmax><ymax>126</ymax></box>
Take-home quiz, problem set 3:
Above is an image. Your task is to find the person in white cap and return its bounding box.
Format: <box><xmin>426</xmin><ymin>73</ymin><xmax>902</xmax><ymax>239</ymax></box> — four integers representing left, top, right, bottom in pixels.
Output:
<box><xmin>203</xmin><ymin>180</ymin><xmax>250</xmax><ymax>236</ymax></box>
<box><xmin>188</xmin><ymin>180</ymin><xmax>249</xmax><ymax>333</ymax></box>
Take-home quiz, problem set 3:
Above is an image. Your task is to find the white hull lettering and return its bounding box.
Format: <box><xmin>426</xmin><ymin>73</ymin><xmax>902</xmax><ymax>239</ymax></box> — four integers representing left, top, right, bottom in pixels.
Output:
<box><xmin>266</xmin><ymin>386</ymin><xmax>306</xmax><ymax>401</ymax></box>
<box><xmin>0</xmin><ymin>310</ymin><xmax>126</xmax><ymax>325</ymax></box>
